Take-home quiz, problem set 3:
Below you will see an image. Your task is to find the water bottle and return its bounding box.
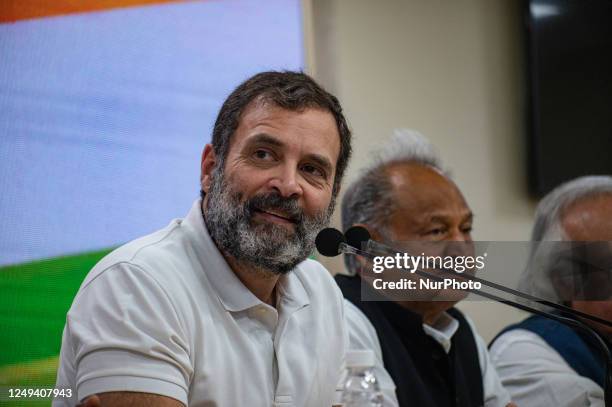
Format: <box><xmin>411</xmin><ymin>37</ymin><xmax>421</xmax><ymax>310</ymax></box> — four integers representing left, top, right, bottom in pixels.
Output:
<box><xmin>341</xmin><ymin>350</ymin><xmax>384</xmax><ymax>407</ymax></box>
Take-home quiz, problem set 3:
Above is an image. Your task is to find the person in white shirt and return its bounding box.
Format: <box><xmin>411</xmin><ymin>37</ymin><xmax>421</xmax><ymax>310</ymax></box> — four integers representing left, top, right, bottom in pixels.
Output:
<box><xmin>54</xmin><ymin>71</ymin><xmax>353</xmax><ymax>407</ymax></box>
<box><xmin>335</xmin><ymin>130</ymin><xmax>514</xmax><ymax>407</ymax></box>
<box><xmin>490</xmin><ymin>176</ymin><xmax>612</xmax><ymax>407</ymax></box>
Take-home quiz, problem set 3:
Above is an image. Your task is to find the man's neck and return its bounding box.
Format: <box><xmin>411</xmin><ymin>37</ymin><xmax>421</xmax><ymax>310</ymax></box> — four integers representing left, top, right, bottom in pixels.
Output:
<box><xmin>200</xmin><ymin>199</ymin><xmax>280</xmax><ymax>307</ymax></box>
<box><xmin>224</xmin><ymin>255</ymin><xmax>280</xmax><ymax>307</ymax></box>
<box><xmin>397</xmin><ymin>300</ymin><xmax>455</xmax><ymax>326</ymax></box>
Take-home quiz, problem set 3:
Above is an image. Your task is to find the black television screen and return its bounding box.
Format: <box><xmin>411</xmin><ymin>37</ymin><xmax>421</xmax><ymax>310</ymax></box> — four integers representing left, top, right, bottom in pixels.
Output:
<box><xmin>525</xmin><ymin>0</ymin><xmax>612</xmax><ymax>196</ymax></box>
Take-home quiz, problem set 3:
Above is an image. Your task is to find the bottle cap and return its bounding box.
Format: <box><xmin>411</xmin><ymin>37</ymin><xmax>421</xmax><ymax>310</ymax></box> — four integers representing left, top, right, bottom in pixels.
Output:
<box><xmin>345</xmin><ymin>350</ymin><xmax>376</xmax><ymax>368</ymax></box>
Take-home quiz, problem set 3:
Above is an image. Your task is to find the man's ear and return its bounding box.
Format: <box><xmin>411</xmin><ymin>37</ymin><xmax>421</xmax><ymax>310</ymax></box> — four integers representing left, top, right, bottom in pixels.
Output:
<box><xmin>200</xmin><ymin>144</ymin><xmax>217</xmax><ymax>194</ymax></box>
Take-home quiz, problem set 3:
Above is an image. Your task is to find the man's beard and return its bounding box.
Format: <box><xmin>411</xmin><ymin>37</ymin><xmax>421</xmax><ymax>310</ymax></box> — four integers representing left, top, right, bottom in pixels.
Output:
<box><xmin>204</xmin><ymin>169</ymin><xmax>334</xmax><ymax>275</ymax></box>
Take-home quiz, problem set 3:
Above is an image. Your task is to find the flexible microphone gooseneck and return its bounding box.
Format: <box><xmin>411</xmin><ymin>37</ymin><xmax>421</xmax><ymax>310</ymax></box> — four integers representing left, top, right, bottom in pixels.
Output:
<box><xmin>316</xmin><ymin>226</ymin><xmax>612</xmax><ymax>406</ymax></box>
<box><xmin>322</xmin><ymin>226</ymin><xmax>612</xmax><ymax>328</ymax></box>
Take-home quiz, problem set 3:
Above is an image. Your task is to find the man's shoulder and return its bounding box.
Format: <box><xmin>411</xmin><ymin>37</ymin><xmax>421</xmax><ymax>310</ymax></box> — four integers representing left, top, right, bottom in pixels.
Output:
<box><xmin>490</xmin><ymin>327</ymin><xmax>552</xmax><ymax>356</ymax></box>
<box><xmin>81</xmin><ymin>219</ymin><xmax>189</xmax><ymax>288</ymax></box>
<box><xmin>67</xmin><ymin>217</ymin><xmax>213</xmax><ymax>332</ymax></box>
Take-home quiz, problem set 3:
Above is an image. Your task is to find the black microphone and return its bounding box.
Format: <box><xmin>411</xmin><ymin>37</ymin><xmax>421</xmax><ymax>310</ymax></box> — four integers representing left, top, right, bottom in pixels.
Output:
<box><xmin>315</xmin><ymin>228</ymin><xmax>346</xmax><ymax>257</ymax></box>
<box><xmin>334</xmin><ymin>226</ymin><xmax>612</xmax><ymax>329</ymax></box>
<box><xmin>316</xmin><ymin>226</ymin><xmax>612</xmax><ymax>406</ymax></box>
<box><xmin>314</xmin><ymin>226</ymin><xmax>375</xmax><ymax>261</ymax></box>
<box><xmin>345</xmin><ymin>225</ymin><xmax>371</xmax><ymax>251</ymax></box>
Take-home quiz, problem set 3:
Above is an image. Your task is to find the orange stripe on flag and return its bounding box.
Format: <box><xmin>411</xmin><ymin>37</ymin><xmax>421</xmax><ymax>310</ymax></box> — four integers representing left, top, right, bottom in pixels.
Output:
<box><xmin>0</xmin><ymin>0</ymin><xmax>190</xmax><ymax>23</ymax></box>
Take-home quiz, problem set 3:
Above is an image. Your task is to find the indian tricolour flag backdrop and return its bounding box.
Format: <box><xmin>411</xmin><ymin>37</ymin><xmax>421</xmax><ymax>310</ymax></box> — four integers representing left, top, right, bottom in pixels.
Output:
<box><xmin>0</xmin><ymin>0</ymin><xmax>303</xmax><ymax>403</ymax></box>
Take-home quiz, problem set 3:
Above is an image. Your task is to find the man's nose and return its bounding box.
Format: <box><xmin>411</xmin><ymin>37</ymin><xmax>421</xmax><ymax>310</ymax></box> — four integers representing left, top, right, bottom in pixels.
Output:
<box><xmin>445</xmin><ymin>229</ymin><xmax>474</xmax><ymax>256</ymax></box>
<box><xmin>268</xmin><ymin>166</ymin><xmax>303</xmax><ymax>198</ymax></box>
<box><xmin>449</xmin><ymin>229</ymin><xmax>470</xmax><ymax>242</ymax></box>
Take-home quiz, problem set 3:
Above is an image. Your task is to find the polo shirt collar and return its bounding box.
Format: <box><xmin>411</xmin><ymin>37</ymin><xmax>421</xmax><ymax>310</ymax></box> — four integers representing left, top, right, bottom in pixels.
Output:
<box><xmin>182</xmin><ymin>200</ymin><xmax>310</xmax><ymax>312</ymax></box>
<box><xmin>182</xmin><ymin>200</ymin><xmax>260</xmax><ymax>312</ymax></box>
<box><xmin>277</xmin><ymin>267</ymin><xmax>310</xmax><ymax>310</ymax></box>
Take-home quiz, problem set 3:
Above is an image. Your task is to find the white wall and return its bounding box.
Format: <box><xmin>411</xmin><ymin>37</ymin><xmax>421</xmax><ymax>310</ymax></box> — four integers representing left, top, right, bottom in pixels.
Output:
<box><xmin>304</xmin><ymin>0</ymin><xmax>538</xmax><ymax>341</ymax></box>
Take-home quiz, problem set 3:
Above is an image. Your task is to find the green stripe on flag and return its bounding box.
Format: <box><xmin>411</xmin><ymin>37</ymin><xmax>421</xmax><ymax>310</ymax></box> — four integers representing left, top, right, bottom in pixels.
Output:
<box><xmin>0</xmin><ymin>249</ymin><xmax>113</xmax><ymax>367</ymax></box>
<box><xmin>0</xmin><ymin>356</ymin><xmax>60</xmax><ymax>407</ymax></box>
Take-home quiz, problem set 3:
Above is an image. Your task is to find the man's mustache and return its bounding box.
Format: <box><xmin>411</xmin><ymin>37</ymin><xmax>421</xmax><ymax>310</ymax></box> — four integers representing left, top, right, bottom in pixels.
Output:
<box><xmin>246</xmin><ymin>193</ymin><xmax>304</xmax><ymax>224</ymax></box>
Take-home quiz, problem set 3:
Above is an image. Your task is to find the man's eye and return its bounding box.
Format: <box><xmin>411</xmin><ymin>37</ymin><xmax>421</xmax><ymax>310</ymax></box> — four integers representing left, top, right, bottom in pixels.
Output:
<box><xmin>462</xmin><ymin>226</ymin><xmax>473</xmax><ymax>234</ymax></box>
<box><xmin>253</xmin><ymin>149</ymin><xmax>274</xmax><ymax>161</ymax></box>
<box><xmin>428</xmin><ymin>228</ymin><xmax>445</xmax><ymax>236</ymax></box>
<box><xmin>301</xmin><ymin>164</ymin><xmax>325</xmax><ymax>178</ymax></box>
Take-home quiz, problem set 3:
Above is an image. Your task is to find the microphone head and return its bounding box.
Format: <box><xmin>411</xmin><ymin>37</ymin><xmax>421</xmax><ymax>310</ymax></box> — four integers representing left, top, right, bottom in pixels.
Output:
<box><xmin>315</xmin><ymin>228</ymin><xmax>346</xmax><ymax>257</ymax></box>
<box><xmin>345</xmin><ymin>225</ymin><xmax>371</xmax><ymax>249</ymax></box>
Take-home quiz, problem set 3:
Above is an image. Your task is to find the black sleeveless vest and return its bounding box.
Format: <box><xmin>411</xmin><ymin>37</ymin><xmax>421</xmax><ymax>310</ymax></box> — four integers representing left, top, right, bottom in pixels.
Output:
<box><xmin>336</xmin><ymin>274</ymin><xmax>484</xmax><ymax>407</ymax></box>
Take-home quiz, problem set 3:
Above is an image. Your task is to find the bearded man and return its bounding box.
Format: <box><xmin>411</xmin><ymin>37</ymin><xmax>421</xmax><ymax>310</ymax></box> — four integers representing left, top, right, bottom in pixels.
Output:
<box><xmin>54</xmin><ymin>71</ymin><xmax>352</xmax><ymax>407</ymax></box>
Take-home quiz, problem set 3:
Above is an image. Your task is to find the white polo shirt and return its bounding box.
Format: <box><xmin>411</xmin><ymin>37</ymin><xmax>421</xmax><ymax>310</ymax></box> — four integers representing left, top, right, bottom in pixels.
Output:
<box><xmin>54</xmin><ymin>200</ymin><xmax>347</xmax><ymax>407</ymax></box>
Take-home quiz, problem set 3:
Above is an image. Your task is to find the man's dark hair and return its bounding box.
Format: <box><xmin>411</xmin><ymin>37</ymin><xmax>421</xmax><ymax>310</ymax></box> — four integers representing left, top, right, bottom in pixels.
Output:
<box><xmin>204</xmin><ymin>71</ymin><xmax>351</xmax><ymax>197</ymax></box>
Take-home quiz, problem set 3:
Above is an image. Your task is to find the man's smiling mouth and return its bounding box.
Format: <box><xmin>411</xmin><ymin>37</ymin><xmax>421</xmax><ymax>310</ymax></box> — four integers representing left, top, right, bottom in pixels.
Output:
<box><xmin>253</xmin><ymin>209</ymin><xmax>298</xmax><ymax>225</ymax></box>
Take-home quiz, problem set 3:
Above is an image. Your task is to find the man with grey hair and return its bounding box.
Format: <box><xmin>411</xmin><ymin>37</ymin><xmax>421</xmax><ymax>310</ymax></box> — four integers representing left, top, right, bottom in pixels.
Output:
<box><xmin>490</xmin><ymin>176</ymin><xmax>612</xmax><ymax>407</ymax></box>
<box><xmin>336</xmin><ymin>130</ymin><xmax>513</xmax><ymax>407</ymax></box>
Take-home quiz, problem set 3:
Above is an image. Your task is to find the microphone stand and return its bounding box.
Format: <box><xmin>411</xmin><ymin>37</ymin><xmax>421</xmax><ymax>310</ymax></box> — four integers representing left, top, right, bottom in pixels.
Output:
<box><xmin>362</xmin><ymin>239</ymin><xmax>612</xmax><ymax>328</ymax></box>
<box><xmin>336</xmin><ymin>239</ymin><xmax>612</xmax><ymax>406</ymax></box>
